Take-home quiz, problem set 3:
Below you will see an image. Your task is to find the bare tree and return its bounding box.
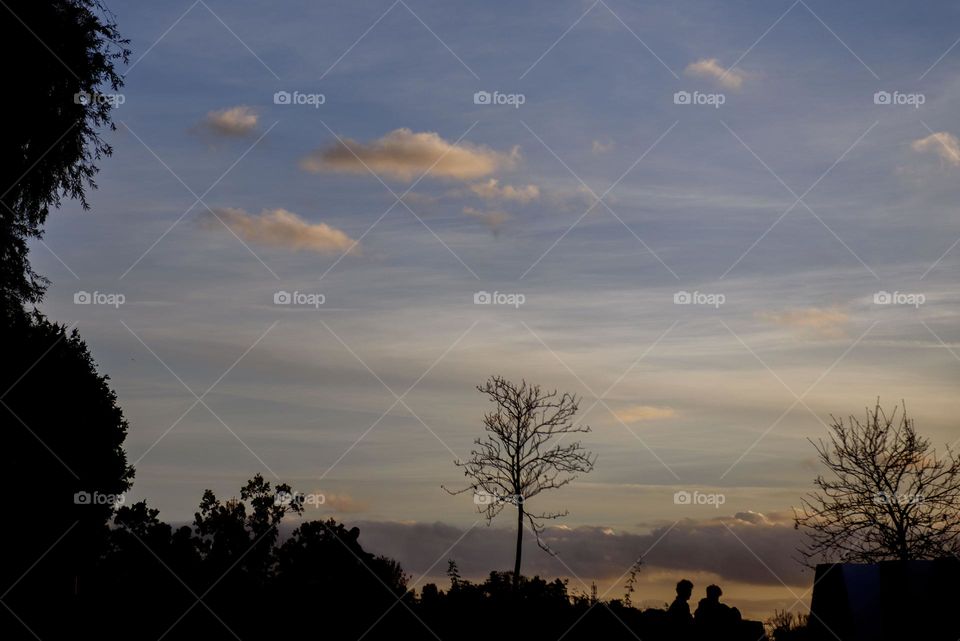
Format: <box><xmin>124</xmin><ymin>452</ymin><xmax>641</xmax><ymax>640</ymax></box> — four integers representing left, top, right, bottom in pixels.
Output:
<box><xmin>794</xmin><ymin>401</ymin><xmax>960</xmax><ymax>565</ymax></box>
<box><xmin>445</xmin><ymin>376</ymin><xmax>596</xmax><ymax>588</ymax></box>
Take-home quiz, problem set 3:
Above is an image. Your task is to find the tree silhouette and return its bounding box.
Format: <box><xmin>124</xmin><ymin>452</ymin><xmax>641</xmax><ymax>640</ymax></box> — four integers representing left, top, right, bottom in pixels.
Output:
<box><xmin>794</xmin><ymin>400</ymin><xmax>960</xmax><ymax>564</ymax></box>
<box><xmin>1</xmin><ymin>4</ymin><xmax>131</xmax><ymax>637</ymax></box>
<box><xmin>2</xmin><ymin>0</ymin><xmax>128</xmax><ymax>313</ymax></box>
<box><xmin>445</xmin><ymin>376</ymin><xmax>596</xmax><ymax>588</ymax></box>
<box><xmin>1</xmin><ymin>312</ymin><xmax>133</xmax><ymax>638</ymax></box>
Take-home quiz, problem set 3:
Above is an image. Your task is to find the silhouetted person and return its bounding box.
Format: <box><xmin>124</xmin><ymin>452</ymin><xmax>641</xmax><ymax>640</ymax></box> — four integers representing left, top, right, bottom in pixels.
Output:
<box><xmin>665</xmin><ymin>578</ymin><xmax>695</xmax><ymax>639</ymax></box>
<box><xmin>695</xmin><ymin>584</ymin><xmax>741</xmax><ymax>639</ymax></box>
<box><xmin>668</xmin><ymin>579</ymin><xmax>694</xmax><ymax>623</ymax></box>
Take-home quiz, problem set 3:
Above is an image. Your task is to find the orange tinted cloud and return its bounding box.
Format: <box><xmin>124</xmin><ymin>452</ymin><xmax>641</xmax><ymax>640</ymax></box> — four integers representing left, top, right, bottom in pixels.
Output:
<box><xmin>300</xmin><ymin>128</ymin><xmax>519</xmax><ymax>181</ymax></box>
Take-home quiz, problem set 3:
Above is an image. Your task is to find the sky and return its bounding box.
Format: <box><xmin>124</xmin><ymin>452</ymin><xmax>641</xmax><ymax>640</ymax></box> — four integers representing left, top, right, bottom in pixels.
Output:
<box><xmin>30</xmin><ymin>0</ymin><xmax>960</xmax><ymax>619</ymax></box>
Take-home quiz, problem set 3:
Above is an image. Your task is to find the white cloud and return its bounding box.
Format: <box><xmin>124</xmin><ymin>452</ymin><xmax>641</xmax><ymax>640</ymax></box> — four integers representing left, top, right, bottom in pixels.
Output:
<box><xmin>301</xmin><ymin>128</ymin><xmax>520</xmax><ymax>181</ymax></box>
<box><xmin>684</xmin><ymin>58</ymin><xmax>744</xmax><ymax>90</ymax></box>
<box><xmin>468</xmin><ymin>179</ymin><xmax>540</xmax><ymax>203</ymax></box>
<box><xmin>202</xmin><ymin>207</ymin><xmax>357</xmax><ymax>254</ymax></box>
<box><xmin>911</xmin><ymin>132</ymin><xmax>960</xmax><ymax>166</ymax></box>
<box><xmin>202</xmin><ymin>106</ymin><xmax>258</xmax><ymax>136</ymax></box>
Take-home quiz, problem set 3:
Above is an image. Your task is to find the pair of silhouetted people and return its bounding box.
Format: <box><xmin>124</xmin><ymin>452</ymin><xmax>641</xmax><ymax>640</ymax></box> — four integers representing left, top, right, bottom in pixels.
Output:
<box><xmin>668</xmin><ymin>579</ymin><xmax>742</xmax><ymax>639</ymax></box>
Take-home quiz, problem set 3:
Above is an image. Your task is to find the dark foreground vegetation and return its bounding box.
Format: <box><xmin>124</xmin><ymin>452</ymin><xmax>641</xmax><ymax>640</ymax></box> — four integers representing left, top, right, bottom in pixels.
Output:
<box><xmin>4</xmin><ymin>3</ymin><xmax>960</xmax><ymax>641</ymax></box>
<box><xmin>2</xmin><ymin>474</ymin><xmax>766</xmax><ymax>641</ymax></box>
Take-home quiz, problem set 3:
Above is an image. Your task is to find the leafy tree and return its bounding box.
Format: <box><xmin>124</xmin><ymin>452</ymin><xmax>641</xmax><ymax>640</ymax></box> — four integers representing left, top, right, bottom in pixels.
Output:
<box><xmin>2</xmin><ymin>0</ymin><xmax>128</xmax><ymax>313</ymax></box>
<box><xmin>446</xmin><ymin>376</ymin><xmax>596</xmax><ymax>588</ymax></box>
<box><xmin>794</xmin><ymin>401</ymin><xmax>960</xmax><ymax>563</ymax></box>
<box><xmin>192</xmin><ymin>473</ymin><xmax>301</xmax><ymax>590</ymax></box>
<box><xmin>1</xmin><ymin>312</ymin><xmax>133</xmax><ymax>637</ymax></box>
<box><xmin>1</xmin><ymin>4</ymin><xmax>129</xmax><ymax>636</ymax></box>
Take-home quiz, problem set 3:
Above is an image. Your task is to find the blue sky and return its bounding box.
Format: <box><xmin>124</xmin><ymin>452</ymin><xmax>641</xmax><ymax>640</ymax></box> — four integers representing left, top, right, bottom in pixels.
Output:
<box><xmin>32</xmin><ymin>0</ymin><xmax>960</xmax><ymax>616</ymax></box>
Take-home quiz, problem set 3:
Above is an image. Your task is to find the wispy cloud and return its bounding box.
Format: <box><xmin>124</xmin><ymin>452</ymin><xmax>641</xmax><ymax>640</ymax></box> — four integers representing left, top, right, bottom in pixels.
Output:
<box><xmin>464</xmin><ymin>206</ymin><xmax>510</xmax><ymax>235</ymax></box>
<box><xmin>301</xmin><ymin>128</ymin><xmax>519</xmax><ymax>181</ymax></box>
<box><xmin>759</xmin><ymin>307</ymin><xmax>849</xmax><ymax>338</ymax></box>
<box><xmin>592</xmin><ymin>139</ymin><xmax>615</xmax><ymax>155</ymax></box>
<box><xmin>684</xmin><ymin>58</ymin><xmax>744</xmax><ymax>89</ymax></box>
<box><xmin>201</xmin><ymin>106</ymin><xmax>258</xmax><ymax>137</ymax></box>
<box><xmin>468</xmin><ymin>179</ymin><xmax>540</xmax><ymax>203</ymax></box>
<box><xmin>323</xmin><ymin>492</ymin><xmax>368</xmax><ymax>513</ymax></box>
<box><xmin>912</xmin><ymin>132</ymin><xmax>960</xmax><ymax>166</ymax></box>
<box><xmin>202</xmin><ymin>207</ymin><xmax>357</xmax><ymax>254</ymax></box>
<box><xmin>614</xmin><ymin>405</ymin><xmax>676</xmax><ymax>423</ymax></box>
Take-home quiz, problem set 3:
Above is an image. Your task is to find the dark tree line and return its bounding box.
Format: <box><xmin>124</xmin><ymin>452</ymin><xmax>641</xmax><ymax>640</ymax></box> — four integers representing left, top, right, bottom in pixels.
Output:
<box><xmin>1</xmin><ymin>1</ymin><xmax>135</xmax><ymax>637</ymax></box>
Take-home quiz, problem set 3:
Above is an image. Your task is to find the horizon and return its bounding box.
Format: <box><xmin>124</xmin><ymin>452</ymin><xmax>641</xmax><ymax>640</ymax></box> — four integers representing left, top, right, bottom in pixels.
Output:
<box><xmin>20</xmin><ymin>0</ymin><xmax>960</xmax><ymax>624</ymax></box>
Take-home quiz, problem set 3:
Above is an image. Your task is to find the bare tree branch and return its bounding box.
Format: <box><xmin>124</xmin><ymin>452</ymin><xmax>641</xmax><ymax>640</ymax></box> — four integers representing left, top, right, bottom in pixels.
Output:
<box><xmin>444</xmin><ymin>376</ymin><xmax>596</xmax><ymax>587</ymax></box>
<box><xmin>794</xmin><ymin>400</ymin><xmax>960</xmax><ymax>566</ymax></box>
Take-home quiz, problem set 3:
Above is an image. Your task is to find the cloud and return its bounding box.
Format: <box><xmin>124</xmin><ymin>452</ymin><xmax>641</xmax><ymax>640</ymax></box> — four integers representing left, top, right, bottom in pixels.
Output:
<box><xmin>614</xmin><ymin>405</ymin><xmax>676</xmax><ymax>423</ymax></box>
<box><xmin>351</xmin><ymin>512</ymin><xmax>806</xmax><ymax>587</ymax></box>
<box><xmin>464</xmin><ymin>206</ymin><xmax>510</xmax><ymax>235</ymax></box>
<box><xmin>202</xmin><ymin>106</ymin><xmax>258</xmax><ymax>136</ymax></box>
<box><xmin>759</xmin><ymin>307</ymin><xmax>849</xmax><ymax>338</ymax></box>
<box><xmin>301</xmin><ymin>128</ymin><xmax>520</xmax><ymax>181</ymax></box>
<box><xmin>202</xmin><ymin>207</ymin><xmax>357</xmax><ymax>254</ymax></box>
<box><xmin>468</xmin><ymin>179</ymin><xmax>540</xmax><ymax>203</ymax></box>
<box><xmin>323</xmin><ymin>492</ymin><xmax>368</xmax><ymax>514</ymax></box>
<box><xmin>592</xmin><ymin>140</ymin><xmax>615</xmax><ymax>155</ymax></box>
<box><xmin>400</xmin><ymin>192</ymin><xmax>440</xmax><ymax>206</ymax></box>
<box><xmin>911</xmin><ymin>132</ymin><xmax>960</xmax><ymax>166</ymax></box>
<box><xmin>684</xmin><ymin>58</ymin><xmax>744</xmax><ymax>90</ymax></box>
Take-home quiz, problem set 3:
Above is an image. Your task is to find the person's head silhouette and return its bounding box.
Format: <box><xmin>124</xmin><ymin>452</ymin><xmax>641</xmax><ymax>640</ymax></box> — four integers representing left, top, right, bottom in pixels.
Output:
<box><xmin>676</xmin><ymin>579</ymin><xmax>694</xmax><ymax>601</ymax></box>
<box><xmin>705</xmin><ymin>584</ymin><xmax>722</xmax><ymax>602</ymax></box>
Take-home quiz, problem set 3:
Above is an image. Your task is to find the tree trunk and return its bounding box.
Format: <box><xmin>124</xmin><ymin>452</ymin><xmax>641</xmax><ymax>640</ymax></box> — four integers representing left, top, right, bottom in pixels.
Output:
<box><xmin>513</xmin><ymin>502</ymin><xmax>523</xmax><ymax>590</ymax></box>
